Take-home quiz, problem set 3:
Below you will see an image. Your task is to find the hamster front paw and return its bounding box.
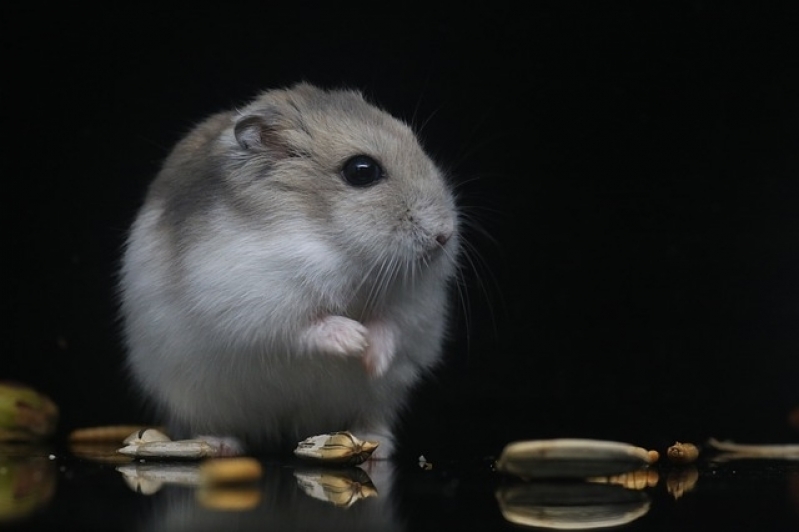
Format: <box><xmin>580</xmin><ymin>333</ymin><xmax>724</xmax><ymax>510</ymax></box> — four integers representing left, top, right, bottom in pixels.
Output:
<box><xmin>362</xmin><ymin>321</ymin><xmax>397</xmax><ymax>377</ymax></box>
<box><xmin>300</xmin><ymin>315</ymin><xmax>369</xmax><ymax>357</ymax></box>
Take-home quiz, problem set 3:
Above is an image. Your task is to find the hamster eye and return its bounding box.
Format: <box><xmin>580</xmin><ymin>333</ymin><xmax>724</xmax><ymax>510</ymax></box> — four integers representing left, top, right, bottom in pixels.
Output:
<box><xmin>341</xmin><ymin>155</ymin><xmax>385</xmax><ymax>187</ymax></box>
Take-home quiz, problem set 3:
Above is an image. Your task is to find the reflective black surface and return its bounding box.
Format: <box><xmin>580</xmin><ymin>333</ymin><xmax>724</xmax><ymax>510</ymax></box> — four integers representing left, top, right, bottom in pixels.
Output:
<box><xmin>3</xmin><ymin>442</ymin><xmax>799</xmax><ymax>531</ymax></box>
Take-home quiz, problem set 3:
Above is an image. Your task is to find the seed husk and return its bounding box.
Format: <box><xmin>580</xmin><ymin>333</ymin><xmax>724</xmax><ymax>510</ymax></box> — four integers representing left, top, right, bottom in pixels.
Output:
<box><xmin>293</xmin><ymin>431</ymin><xmax>379</xmax><ymax>465</ymax></box>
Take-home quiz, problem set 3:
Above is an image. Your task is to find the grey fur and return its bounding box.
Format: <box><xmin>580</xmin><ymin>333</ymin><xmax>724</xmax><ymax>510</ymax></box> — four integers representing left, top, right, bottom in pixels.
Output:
<box><xmin>119</xmin><ymin>82</ymin><xmax>460</xmax><ymax>457</ymax></box>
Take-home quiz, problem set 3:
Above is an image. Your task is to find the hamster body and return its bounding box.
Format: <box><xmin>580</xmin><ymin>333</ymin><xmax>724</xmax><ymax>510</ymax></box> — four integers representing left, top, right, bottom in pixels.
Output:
<box><xmin>119</xmin><ymin>82</ymin><xmax>460</xmax><ymax>457</ymax></box>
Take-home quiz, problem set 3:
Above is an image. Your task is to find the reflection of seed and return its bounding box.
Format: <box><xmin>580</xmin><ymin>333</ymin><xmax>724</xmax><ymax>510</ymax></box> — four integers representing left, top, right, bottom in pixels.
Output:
<box><xmin>588</xmin><ymin>468</ymin><xmax>659</xmax><ymax>490</ymax></box>
<box><xmin>116</xmin><ymin>463</ymin><xmax>202</xmax><ymax>493</ymax></box>
<box><xmin>294</xmin><ymin>469</ymin><xmax>378</xmax><ymax>508</ymax></box>
<box><xmin>196</xmin><ymin>487</ymin><xmax>261</xmax><ymax>511</ymax></box>
<box><xmin>666</xmin><ymin>466</ymin><xmax>699</xmax><ymax>500</ymax></box>
<box><xmin>496</xmin><ymin>482</ymin><xmax>652</xmax><ymax>529</ymax></box>
<box><xmin>666</xmin><ymin>442</ymin><xmax>699</xmax><ymax>464</ymax></box>
<box><xmin>199</xmin><ymin>458</ymin><xmax>262</xmax><ymax>486</ymax></box>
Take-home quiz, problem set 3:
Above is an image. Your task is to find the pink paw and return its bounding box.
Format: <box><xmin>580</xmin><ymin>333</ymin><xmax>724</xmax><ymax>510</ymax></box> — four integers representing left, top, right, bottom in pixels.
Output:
<box><xmin>362</xmin><ymin>321</ymin><xmax>397</xmax><ymax>377</ymax></box>
<box><xmin>301</xmin><ymin>315</ymin><xmax>368</xmax><ymax>357</ymax></box>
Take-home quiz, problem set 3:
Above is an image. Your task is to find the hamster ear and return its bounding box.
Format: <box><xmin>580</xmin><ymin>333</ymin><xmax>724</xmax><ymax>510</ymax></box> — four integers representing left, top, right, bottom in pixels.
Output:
<box><xmin>234</xmin><ymin>115</ymin><xmax>292</xmax><ymax>158</ymax></box>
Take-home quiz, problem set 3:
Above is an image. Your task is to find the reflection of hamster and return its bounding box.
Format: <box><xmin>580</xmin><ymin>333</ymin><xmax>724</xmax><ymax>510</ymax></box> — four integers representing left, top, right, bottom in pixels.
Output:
<box><xmin>119</xmin><ymin>82</ymin><xmax>460</xmax><ymax>458</ymax></box>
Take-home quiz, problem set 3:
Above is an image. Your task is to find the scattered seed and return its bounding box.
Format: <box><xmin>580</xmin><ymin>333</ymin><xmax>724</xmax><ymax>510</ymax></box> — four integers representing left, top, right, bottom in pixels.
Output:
<box><xmin>294</xmin><ymin>432</ymin><xmax>379</xmax><ymax>465</ymax></box>
<box><xmin>117</xmin><ymin>439</ymin><xmax>218</xmax><ymax>459</ymax></box>
<box><xmin>667</xmin><ymin>442</ymin><xmax>699</xmax><ymax>464</ymax></box>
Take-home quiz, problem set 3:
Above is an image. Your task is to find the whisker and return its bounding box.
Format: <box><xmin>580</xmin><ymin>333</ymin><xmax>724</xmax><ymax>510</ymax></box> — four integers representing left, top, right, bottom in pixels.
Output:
<box><xmin>354</xmin><ymin>251</ymin><xmax>388</xmax><ymax>320</ymax></box>
<box><xmin>363</xmin><ymin>248</ymin><xmax>391</xmax><ymax>316</ymax></box>
<box><xmin>414</xmin><ymin>106</ymin><xmax>441</xmax><ymax>139</ymax></box>
<box><xmin>454</xmin><ymin>200</ymin><xmax>506</xmax><ymax>359</ymax></box>
<box><xmin>454</xmin><ymin>263</ymin><xmax>474</xmax><ymax>358</ymax></box>
<box><xmin>370</xmin><ymin>254</ymin><xmax>396</xmax><ymax>315</ymax></box>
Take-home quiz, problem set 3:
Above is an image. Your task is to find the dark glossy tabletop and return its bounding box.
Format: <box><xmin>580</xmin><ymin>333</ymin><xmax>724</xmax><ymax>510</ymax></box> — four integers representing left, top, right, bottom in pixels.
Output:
<box><xmin>3</xmin><ymin>441</ymin><xmax>799</xmax><ymax>531</ymax></box>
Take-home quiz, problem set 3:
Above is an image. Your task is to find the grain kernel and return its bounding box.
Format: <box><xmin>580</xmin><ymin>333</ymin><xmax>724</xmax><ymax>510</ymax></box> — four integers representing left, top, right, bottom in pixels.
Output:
<box><xmin>667</xmin><ymin>442</ymin><xmax>699</xmax><ymax>464</ymax></box>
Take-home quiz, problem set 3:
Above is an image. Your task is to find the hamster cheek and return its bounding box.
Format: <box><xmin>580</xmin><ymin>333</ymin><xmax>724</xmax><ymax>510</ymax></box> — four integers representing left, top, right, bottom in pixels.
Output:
<box><xmin>299</xmin><ymin>315</ymin><xmax>369</xmax><ymax>357</ymax></box>
<box><xmin>362</xmin><ymin>321</ymin><xmax>398</xmax><ymax>378</ymax></box>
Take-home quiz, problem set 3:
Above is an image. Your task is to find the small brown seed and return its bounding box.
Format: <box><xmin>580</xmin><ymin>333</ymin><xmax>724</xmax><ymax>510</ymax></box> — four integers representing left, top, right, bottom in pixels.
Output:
<box><xmin>293</xmin><ymin>432</ymin><xmax>379</xmax><ymax>465</ymax></box>
<box><xmin>196</xmin><ymin>487</ymin><xmax>261</xmax><ymax>510</ymax></box>
<box><xmin>667</xmin><ymin>442</ymin><xmax>699</xmax><ymax>464</ymax></box>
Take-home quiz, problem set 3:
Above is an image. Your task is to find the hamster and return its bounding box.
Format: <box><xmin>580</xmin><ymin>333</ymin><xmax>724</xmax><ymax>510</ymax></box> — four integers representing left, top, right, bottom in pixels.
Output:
<box><xmin>119</xmin><ymin>82</ymin><xmax>460</xmax><ymax>458</ymax></box>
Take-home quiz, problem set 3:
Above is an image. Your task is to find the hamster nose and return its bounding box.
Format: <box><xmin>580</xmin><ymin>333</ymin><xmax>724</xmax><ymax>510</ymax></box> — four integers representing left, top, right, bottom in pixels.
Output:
<box><xmin>435</xmin><ymin>233</ymin><xmax>450</xmax><ymax>247</ymax></box>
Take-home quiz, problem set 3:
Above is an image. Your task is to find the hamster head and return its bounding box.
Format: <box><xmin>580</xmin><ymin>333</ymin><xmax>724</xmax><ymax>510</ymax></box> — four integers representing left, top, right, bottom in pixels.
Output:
<box><xmin>219</xmin><ymin>82</ymin><xmax>459</xmax><ymax>299</ymax></box>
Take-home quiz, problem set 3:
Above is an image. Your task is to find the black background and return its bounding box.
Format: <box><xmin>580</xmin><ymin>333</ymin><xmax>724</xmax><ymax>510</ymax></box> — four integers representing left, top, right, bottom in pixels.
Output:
<box><xmin>3</xmin><ymin>2</ymin><xmax>798</xmax><ymax>457</ymax></box>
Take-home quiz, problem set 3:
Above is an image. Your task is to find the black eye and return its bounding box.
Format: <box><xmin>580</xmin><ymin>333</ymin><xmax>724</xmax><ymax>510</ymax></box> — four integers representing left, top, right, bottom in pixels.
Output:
<box><xmin>341</xmin><ymin>155</ymin><xmax>385</xmax><ymax>187</ymax></box>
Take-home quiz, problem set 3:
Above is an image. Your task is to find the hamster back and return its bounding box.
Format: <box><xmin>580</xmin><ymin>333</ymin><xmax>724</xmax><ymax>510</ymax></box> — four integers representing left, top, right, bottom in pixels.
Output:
<box><xmin>119</xmin><ymin>82</ymin><xmax>460</xmax><ymax>457</ymax></box>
